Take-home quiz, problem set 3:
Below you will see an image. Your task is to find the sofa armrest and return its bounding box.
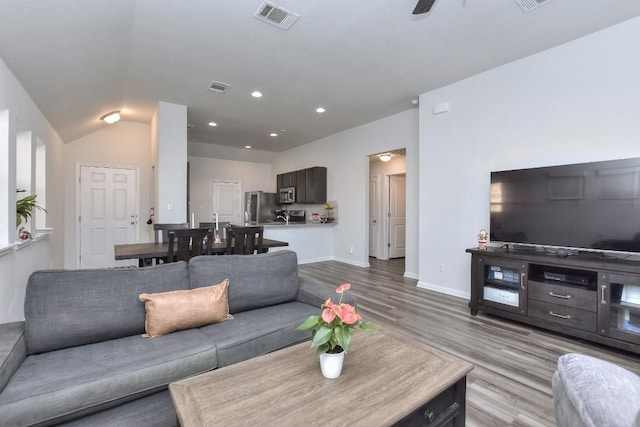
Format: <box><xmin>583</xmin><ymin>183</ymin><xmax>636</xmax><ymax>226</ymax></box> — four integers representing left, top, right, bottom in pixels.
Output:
<box><xmin>0</xmin><ymin>321</ymin><xmax>26</xmax><ymax>393</ymax></box>
<box><xmin>552</xmin><ymin>353</ymin><xmax>640</xmax><ymax>427</ymax></box>
<box><xmin>296</xmin><ymin>279</ymin><xmax>358</xmax><ymax>309</ymax></box>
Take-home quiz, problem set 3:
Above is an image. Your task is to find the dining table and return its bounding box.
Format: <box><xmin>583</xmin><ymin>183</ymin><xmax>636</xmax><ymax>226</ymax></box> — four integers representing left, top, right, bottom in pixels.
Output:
<box><xmin>114</xmin><ymin>238</ymin><xmax>289</xmax><ymax>267</ymax></box>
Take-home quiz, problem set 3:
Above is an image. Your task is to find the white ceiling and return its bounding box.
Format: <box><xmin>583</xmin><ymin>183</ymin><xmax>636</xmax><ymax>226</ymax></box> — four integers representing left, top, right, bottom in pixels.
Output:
<box><xmin>0</xmin><ymin>0</ymin><xmax>639</xmax><ymax>152</ymax></box>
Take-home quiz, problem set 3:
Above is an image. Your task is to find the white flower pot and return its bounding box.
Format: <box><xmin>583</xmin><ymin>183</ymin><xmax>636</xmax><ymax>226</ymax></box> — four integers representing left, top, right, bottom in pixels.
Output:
<box><xmin>319</xmin><ymin>351</ymin><xmax>344</xmax><ymax>379</ymax></box>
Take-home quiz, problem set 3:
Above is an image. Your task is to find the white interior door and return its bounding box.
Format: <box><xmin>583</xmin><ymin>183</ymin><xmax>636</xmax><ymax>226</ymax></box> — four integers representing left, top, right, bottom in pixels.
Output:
<box><xmin>79</xmin><ymin>166</ymin><xmax>137</xmax><ymax>268</ymax></box>
<box><xmin>389</xmin><ymin>175</ymin><xmax>406</xmax><ymax>259</ymax></box>
<box><xmin>369</xmin><ymin>175</ymin><xmax>380</xmax><ymax>258</ymax></box>
<box><xmin>212</xmin><ymin>180</ymin><xmax>242</xmax><ymax>225</ymax></box>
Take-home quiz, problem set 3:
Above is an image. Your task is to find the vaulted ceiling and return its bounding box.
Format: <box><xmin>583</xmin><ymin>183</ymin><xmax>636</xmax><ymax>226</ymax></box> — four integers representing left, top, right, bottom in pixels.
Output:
<box><xmin>0</xmin><ymin>0</ymin><xmax>639</xmax><ymax>151</ymax></box>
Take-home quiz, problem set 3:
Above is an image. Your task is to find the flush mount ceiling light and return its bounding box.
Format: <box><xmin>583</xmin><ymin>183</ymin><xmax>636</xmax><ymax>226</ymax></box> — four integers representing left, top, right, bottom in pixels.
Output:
<box><xmin>379</xmin><ymin>153</ymin><xmax>392</xmax><ymax>162</ymax></box>
<box><xmin>245</xmin><ymin>145</ymin><xmax>252</xmax><ymax>149</ymax></box>
<box><xmin>251</xmin><ymin>91</ymin><xmax>263</xmax><ymax>98</ymax></box>
<box><xmin>208</xmin><ymin>122</ymin><xmax>218</xmax><ymax>127</ymax></box>
<box><xmin>315</xmin><ymin>107</ymin><xmax>326</xmax><ymax>113</ymax></box>
<box><xmin>270</xmin><ymin>132</ymin><xmax>278</xmax><ymax>137</ymax></box>
<box><xmin>100</xmin><ymin>111</ymin><xmax>120</xmax><ymax>124</ymax></box>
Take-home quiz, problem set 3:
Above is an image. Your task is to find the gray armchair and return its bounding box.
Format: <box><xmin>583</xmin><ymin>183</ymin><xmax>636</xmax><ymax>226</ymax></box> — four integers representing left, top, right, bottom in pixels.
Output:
<box><xmin>552</xmin><ymin>353</ymin><xmax>640</xmax><ymax>427</ymax></box>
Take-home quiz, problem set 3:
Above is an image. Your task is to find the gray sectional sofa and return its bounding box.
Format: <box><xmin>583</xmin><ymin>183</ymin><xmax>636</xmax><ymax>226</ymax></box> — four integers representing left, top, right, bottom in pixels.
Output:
<box><xmin>0</xmin><ymin>250</ymin><xmax>339</xmax><ymax>426</ymax></box>
<box><xmin>552</xmin><ymin>353</ymin><xmax>640</xmax><ymax>427</ymax></box>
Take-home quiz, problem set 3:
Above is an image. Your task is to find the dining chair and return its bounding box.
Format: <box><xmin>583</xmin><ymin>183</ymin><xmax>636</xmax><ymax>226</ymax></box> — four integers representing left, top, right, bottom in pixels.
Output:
<box><xmin>152</xmin><ymin>223</ymin><xmax>190</xmax><ymax>264</ymax></box>
<box><xmin>166</xmin><ymin>228</ymin><xmax>214</xmax><ymax>262</ymax></box>
<box><xmin>199</xmin><ymin>222</ymin><xmax>230</xmax><ymax>240</ymax></box>
<box><xmin>225</xmin><ymin>226</ymin><xmax>264</xmax><ymax>255</ymax></box>
<box><xmin>153</xmin><ymin>223</ymin><xmax>189</xmax><ymax>243</ymax></box>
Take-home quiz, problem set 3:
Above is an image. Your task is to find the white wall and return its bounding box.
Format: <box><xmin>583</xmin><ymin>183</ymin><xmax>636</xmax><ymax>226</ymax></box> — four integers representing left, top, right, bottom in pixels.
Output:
<box><xmin>63</xmin><ymin>121</ymin><xmax>153</xmax><ymax>267</ymax></box>
<box><xmin>154</xmin><ymin>102</ymin><xmax>187</xmax><ymax>223</ymax></box>
<box><xmin>0</xmin><ymin>58</ymin><xmax>64</xmax><ymax>322</ymax></box>
<box><xmin>418</xmin><ymin>17</ymin><xmax>640</xmax><ymax>298</ymax></box>
<box><xmin>188</xmin><ymin>149</ymin><xmax>274</xmax><ymax>227</ymax></box>
<box><xmin>273</xmin><ymin>109</ymin><xmax>419</xmax><ymax>274</ymax></box>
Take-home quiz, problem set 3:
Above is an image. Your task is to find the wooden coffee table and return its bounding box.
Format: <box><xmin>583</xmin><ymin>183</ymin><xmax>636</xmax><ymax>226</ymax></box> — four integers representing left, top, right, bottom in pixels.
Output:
<box><xmin>169</xmin><ymin>330</ymin><xmax>473</xmax><ymax>426</ymax></box>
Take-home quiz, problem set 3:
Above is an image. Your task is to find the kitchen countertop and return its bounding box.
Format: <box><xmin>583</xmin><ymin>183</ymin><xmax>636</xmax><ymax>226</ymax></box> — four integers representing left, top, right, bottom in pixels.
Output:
<box><xmin>243</xmin><ymin>221</ymin><xmax>337</xmax><ymax>228</ymax></box>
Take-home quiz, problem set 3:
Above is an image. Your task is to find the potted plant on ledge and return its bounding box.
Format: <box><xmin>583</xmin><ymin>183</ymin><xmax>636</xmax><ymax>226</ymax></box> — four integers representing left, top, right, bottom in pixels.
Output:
<box><xmin>297</xmin><ymin>283</ymin><xmax>373</xmax><ymax>379</ymax></box>
<box><xmin>16</xmin><ymin>189</ymin><xmax>45</xmax><ymax>240</ymax></box>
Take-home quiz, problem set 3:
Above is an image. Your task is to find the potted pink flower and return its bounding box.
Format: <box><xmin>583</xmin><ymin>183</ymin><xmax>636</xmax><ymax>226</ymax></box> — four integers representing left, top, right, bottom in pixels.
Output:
<box><xmin>297</xmin><ymin>283</ymin><xmax>373</xmax><ymax>378</ymax></box>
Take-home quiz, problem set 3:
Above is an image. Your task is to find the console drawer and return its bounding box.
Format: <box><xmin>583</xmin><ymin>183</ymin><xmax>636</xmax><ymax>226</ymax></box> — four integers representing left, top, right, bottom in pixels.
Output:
<box><xmin>395</xmin><ymin>378</ymin><xmax>465</xmax><ymax>427</ymax></box>
<box><xmin>528</xmin><ymin>300</ymin><xmax>596</xmax><ymax>333</ymax></box>
<box><xmin>528</xmin><ymin>281</ymin><xmax>597</xmax><ymax>312</ymax></box>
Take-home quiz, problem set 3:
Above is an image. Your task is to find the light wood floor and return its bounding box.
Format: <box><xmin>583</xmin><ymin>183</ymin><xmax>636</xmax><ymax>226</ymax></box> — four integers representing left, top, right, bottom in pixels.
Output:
<box><xmin>298</xmin><ymin>257</ymin><xmax>640</xmax><ymax>427</ymax></box>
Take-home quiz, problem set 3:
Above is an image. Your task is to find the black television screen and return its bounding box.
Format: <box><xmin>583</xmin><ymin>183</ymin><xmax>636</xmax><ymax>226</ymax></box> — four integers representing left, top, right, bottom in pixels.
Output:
<box><xmin>490</xmin><ymin>157</ymin><xmax>640</xmax><ymax>253</ymax></box>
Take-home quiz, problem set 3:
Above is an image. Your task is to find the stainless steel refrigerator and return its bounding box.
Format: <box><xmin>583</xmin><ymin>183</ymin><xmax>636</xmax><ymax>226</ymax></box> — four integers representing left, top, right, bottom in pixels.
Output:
<box><xmin>244</xmin><ymin>191</ymin><xmax>280</xmax><ymax>223</ymax></box>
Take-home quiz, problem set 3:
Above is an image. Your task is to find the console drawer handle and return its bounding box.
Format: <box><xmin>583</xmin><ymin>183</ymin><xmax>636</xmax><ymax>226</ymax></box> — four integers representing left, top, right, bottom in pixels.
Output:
<box><xmin>549</xmin><ymin>311</ymin><xmax>571</xmax><ymax>320</ymax></box>
<box><xmin>549</xmin><ymin>291</ymin><xmax>571</xmax><ymax>300</ymax></box>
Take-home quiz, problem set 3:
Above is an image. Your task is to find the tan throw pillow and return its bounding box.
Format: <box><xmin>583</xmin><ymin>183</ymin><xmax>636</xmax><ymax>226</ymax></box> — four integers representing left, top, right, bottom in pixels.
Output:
<box><xmin>139</xmin><ymin>279</ymin><xmax>233</xmax><ymax>338</ymax></box>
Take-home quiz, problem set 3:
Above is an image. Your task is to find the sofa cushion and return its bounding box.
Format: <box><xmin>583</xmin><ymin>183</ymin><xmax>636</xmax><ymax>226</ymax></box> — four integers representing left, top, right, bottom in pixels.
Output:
<box><xmin>553</xmin><ymin>353</ymin><xmax>640</xmax><ymax>427</ymax></box>
<box><xmin>0</xmin><ymin>329</ymin><xmax>216</xmax><ymax>427</ymax></box>
<box><xmin>24</xmin><ymin>262</ymin><xmax>190</xmax><ymax>354</ymax></box>
<box><xmin>189</xmin><ymin>250</ymin><xmax>300</xmax><ymax>313</ymax></box>
<box><xmin>139</xmin><ymin>279</ymin><xmax>232</xmax><ymax>337</ymax></box>
<box><xmin>57</xmin><ymin>390</ymin><xmax>177</xmax><ymax>427</ymax></box>
<box><xmin>0</xmin><ymin>322</ymin><xmax>26</xmax><ymax>395</ymax></box>
<box><xmin>197</xmin><ymin>301</ymin><xmax>317</xmax><ymax>367</ymax></box>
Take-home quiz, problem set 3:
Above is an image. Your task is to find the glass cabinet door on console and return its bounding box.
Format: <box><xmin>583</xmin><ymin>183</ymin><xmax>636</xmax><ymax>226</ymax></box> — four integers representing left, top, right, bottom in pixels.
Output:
<box><xmin>598</xmin><ymin>273</ymin><xmax>640</xmax><ymax>346</ymax></box>
<box><xmin>475</xmin><ymin>258</ymin><xmax>527</xmax><ymax>316</ymax></box>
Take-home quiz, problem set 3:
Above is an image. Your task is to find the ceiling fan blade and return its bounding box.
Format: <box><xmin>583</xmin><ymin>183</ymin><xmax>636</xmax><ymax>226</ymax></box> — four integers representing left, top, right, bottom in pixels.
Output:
<box><xmin>413</xmin><ymin>0</ymin><xmax>437</xmax><ymax>14</ymax></box>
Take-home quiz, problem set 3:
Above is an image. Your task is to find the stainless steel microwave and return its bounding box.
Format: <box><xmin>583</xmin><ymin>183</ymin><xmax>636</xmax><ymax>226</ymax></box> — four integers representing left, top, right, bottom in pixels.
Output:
<box><xmin>279</xmin><ymin>187</ymin><xmax>296</xmax><ymax>204</ymax></box>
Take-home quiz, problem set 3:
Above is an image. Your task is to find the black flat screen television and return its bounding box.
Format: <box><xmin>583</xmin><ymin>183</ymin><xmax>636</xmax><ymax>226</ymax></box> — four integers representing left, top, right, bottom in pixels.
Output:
<box><xmin>490</xmin><ymin>157</ymin><xmax>640</xmax><ymax>254</ymax></box>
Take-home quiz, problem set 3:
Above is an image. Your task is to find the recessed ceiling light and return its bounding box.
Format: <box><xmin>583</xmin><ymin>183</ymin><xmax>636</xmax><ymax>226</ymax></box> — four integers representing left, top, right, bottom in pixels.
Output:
<box><xmin>100</xmin><ymin>111</ymin><xmax>120</xmax><ymax>124</ymax></box>
<box><xmin>208</xmin><ymin>122</ymin><xmax>218</xmax><ymax>127</ymax></box>
<box><xmin>245</xmin><ymin>145</ymin><xmax>252</xmax><ymax>149</ymax></box>
<box><xmin>270</xmin><ymin>133</ymin><xmax>278</xmax><ymax>137</ymax></box>
<box><xmin>315</xmin><ymin>107</ymin><xmax>326</xmax><ymax>114</ymax></box>
<box><xmin>251</xmin><ymin>91</ymin><xmax>263</xmax><ymax>98</ymax></box>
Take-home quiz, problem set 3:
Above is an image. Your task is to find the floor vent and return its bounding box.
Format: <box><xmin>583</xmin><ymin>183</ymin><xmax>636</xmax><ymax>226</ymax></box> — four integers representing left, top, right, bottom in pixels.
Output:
<box><xmin>254</xmin><ymin>1</ymin><xmax>299</xmax><ymax>30</ymax></box>
<box><xmin>209</xmin><ymin>80</ymin><xmax>231</xmax><ymax>93</ymax></box>
<box><xmin>514</xmin><ymin>0</ymin><xmax>551</xmax><ymax>12</ymax></box>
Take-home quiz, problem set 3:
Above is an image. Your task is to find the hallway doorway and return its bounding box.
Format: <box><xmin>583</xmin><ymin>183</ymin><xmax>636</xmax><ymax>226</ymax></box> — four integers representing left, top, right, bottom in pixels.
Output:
<box><xmin>368</xmin><ymin>149</ymin><xmax>406</xmax><ymax>260</ymax></box>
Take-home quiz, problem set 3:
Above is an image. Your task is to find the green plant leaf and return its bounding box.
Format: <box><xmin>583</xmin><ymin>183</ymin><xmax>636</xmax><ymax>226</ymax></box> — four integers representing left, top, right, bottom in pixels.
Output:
<box><xmin>311</xmin><ymin>325</ymin><xmax>332</xmax><ymax>347</ymax></box>
<box><xmin>316</xmin><ymin>343</ymin><xmax>330</xmax><ymax>356</ymax></box>
<box><xmin>296</xmin><ymin>315</ymin><xmax>320</xmax><ymax>330</ymax></box>
<box><xmin>334</xmin><ymin>325</ymin><xmax>351</xmax><ymax>353</ymax></box>
<box><xmin>359</xmin><ymin>321</ymin><xmax>376</xmax><ymax>332</ymax></box>
<box><xmin>16</xmin><ymin>190</ymin><xmax>46</xmax><ymax>227</ymax></box>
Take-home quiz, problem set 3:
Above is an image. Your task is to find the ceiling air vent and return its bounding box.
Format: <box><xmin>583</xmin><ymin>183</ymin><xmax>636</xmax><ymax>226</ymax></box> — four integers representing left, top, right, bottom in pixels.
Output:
<box><xmin>209</xmin><ymin>80</ymin><xmax>231</xmax><ymax>93</ymax></box>
<box><xmin>254</xmin><ymin>2</ymin><xmax>299</xmax><ymax>30</ymax></box>
<box><xmin>514</xmin><ymin>0</ymin><xmax>551</xmax><ymax>12</ymax></box>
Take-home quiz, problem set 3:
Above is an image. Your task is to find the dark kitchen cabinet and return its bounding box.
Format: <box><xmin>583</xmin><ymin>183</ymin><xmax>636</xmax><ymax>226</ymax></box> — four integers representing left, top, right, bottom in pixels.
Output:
<box><xmin>277</xmin><ymin>172</ymin><xmax>295</xmax><ymax>192</ymax></box>
<box><xmin>305</xmin><ymin>167</ymin><xmax>327</xmax><ymax>204</ymax></box>
<box><xmin>296</xmin><ymin>170</ymin><xmax>307</xmax><ymax>203</ymax></box>
<box><xmin>276</xmin><ymin>167</ymin><xmax>327</xmax><ymax>204</ymax></box>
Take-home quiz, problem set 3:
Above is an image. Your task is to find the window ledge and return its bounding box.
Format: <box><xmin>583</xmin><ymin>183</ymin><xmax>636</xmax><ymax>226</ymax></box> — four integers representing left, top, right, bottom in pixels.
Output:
<box><xmin>33</xmin><ymin>231</ymin><xmax>50</xmax><ymax>242</ymax></box>
<box><xmin>0</xmin><ymin>244</ymin><xmax>15</xmax><ymax>258</ymax></box>
<box><xmin>15</xmin><ymin>239</ymin><xmax>34</xmax><ymax>251</ymax></box>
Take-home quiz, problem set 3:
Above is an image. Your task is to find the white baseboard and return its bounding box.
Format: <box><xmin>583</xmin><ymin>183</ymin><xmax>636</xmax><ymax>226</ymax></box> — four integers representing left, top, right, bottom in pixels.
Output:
<box><xmin>404</xmin><ymin>271</ymin><xmax>418</xmax><ymax>280</ymax></box>
<box><xmin>417</xmin><ymin>281</ymin><xmax>470</xmax><ymax>300</ymax></box>
<box><xmin>298</xmin><ymin>256</ymin><xmax>333</xmax><ymax>265</ymax></box>
<box><xmin>331</xmin><ymin>256</ymin><xmax>370</xmax><ymax>268</ymax></box>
